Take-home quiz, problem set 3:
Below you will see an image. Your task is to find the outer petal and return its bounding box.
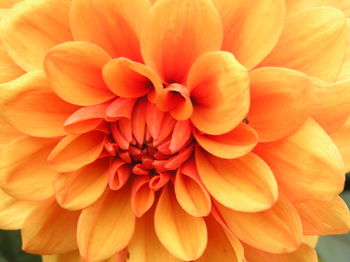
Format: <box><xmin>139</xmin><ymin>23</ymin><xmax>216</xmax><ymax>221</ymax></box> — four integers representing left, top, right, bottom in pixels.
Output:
<box><xmin>22</xmin><ymin>198</ymin><xmax>80</xmax><ymax>254</ymax></box>
<box><xmin>330</xmin><ymin>117</ymin><xmax>350</xmax><ymax>171</ymax></box>
<box><xmin>54</xmin><ymin>159</ymin><xmax>109</xmax><ymax>210</ymax></box>
<box><xmin>0</xmin><ymin>0</ymin><xmax>72</xmax><ymax>71</ymax></box>
<box><xmin>47</xmin><ymin>131</ymin><xmax>106</xmax><ymax>173</ymax></box>
<box><xmin>42</xmin><ymin>251</ymin><xmax>81</xmax><ymax>262</ymax></box>
<box><xmin>0</xmin><ymin>44</ymin><xmax>24</xmax><ymax>83</ymax></box>
<box><xmin>77</xmin><ymin>187</ymin><xmax>135</xmax><ymax>262</ymax></box>
<box><xmin>338</xmin><ymin>19</ymin><xmax>350</xmax><ymax>80</ymax></box>
<box><xmin>70</xmin><ymin>0</ymin><xmax>151</xmax><ymax>61</ymax></box>
<box><xmin>259</xmin><ymin>7</ymin><xmax>347</xmax><ymax>82</ymax></box>
<box><xmin>0</xmin><ymin>189</ymin><xmax>39</xmax><ymax>230</ymax></box>
<box><xmin>248</xmin><ymin>67</ymin><xmax>312</xmax><ymax>142</ymax></box>
<box><xmin>154</xmin><ymin>185</ymin><xmax>207</xmax><ymax>261</ymax></box>
<box><xmin>294</xmin><ymin>196</ymin><xmax>350</xmax><ymax>235</ymax></box>
<box><xmin>212</xmin><ymin>0</ymin><xmax>286</xmax><ymax>69</ymax></box>
<box><xmin>0</xmin><ymin>117</ymin><xmax>22</xmax><ymax>145</ymax></box>
<box><xmin>0</xmin><ymin>136</ymin><xmax>57</xmax><ymax>201</ymax></box>
<box><xmin>254</xmin><ymin>119</ymin><xmax>345</xmax><ymax>203</ymax></box>
<box><xmin>188</xmin><ymin>51</ymin><xmax>249</xmax><ymax>135</ymax></box>
<box><xmin>216</xmin><ymin>196</ymin><xmax>303</xmax><ymax>254</ymax></box>
<box><xmin>0</xmin><ymin>71</ymin><xmax>79</xmax><ymax>137</ymax></box>
<box><xmin>141</xmin><ymin>0</ymin><xmax>222</xmax><ymax>83</ymax></box>
<box><xmin>195</xmin><ymin>148</ymin><xmax>278</xmax><ymax>212</ymax></box>
<box><xmin>44</xmin><ymin>41</ymin><xmax>115</xmax><ymax>106</ymax></box>
<box><xmin>286</xmin><ymin>0</ymin><xmax>350</xmax><ymax>17</ymax></box>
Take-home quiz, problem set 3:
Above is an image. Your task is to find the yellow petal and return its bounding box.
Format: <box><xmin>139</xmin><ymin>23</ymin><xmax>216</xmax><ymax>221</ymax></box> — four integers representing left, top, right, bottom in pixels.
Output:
<box><xmin>0</xmin><ymin>188</ymin><xmax>39</xmax><ymax>230</ymax></box>
<box><xmin>22</xmin><ymin>198</ymin><xmax>80</xmax><ymax>254</ymax></box>
<box><xmin>0</xmin><ymin>0</ymin><xmax>72</xmax><ymax>71</ymax></box>
<box><xmin>154</xmin><ymin>185</ymin><xmax>207</xmax><ymax>261</ymax></box>
<box><xmin>141</xmin><ymin>0</ymin><xmax>222</xmax><ymax>83</ymax></box>
<box><xmin>77</xmin><ymin>187</ymin><xmax>135</xmax><ymax>262</ymax></box>
<box><xmin>216</xmin><ymin>196</ymin><xmax>303</xmax><ymax>254</ymax></box>
<box><xmin>196</xmin><ymin>148</ymin><xmax>278</xmax><ymax>212</ymax></box>
<box><xmin>330</xmin><ymin>117</ymin><xmax>350</xmax><ymax>171</ymax></box>
<box><xmin>0</xmin><ymin>44</ymin><xmax>24</xmax><ymax>83</ymax></box>
<box><xmin>286</xmin><ymin>0</ymin><xmax>350</xmax><ymax>17</ymax></box>
<box><xmin>213</xmin><ymin>0</ymin><xmax>286</xmax><ymax>69</ymax></box>
<box><xmin>303</xmin><ymin>236</ymin><xmax>319</xmax><ymax>248</ymax></box>
<box><xmin>44</xmin><ymin>41</ymin><xmax>115</xmax><ymax>106</ymax></box>
<box><xmin>42</xmin><ymin>251</ymin><xmax>80</xmax><ymax>262</ymax></box>
<box><xmin>295</xmin><ymin>196</ymin><xmax>350</xmax><ymax>235</ymax></box>
<box><xmin>259</xmin><ymin>7</ymin><xmax>347</xmax><ymax>82</ymax></box>
<box><xmin>338</xmin><ymin>19</ymin><xmax>350</xmax><ymax>80</ymax></box>
<box><xmin>254</xmin><ymin>118</ymin><xmax>345</xmax><ymax>203</ymax></box>
<box><xmin>0</xmin><ymin>71</ymin><xmax>79</xmax><ymax>137</ymax></box>
<box><xmin>248</xmin><ymin>67</ymin><xmax>312</xmax><ymax>142</ymax></box>
<box><xmin>0</xmin><ymin>136</ymin><xmax>57</xmax><ymax>201</ymax></box>
<box><xmin>54</xmin><ymin>159</ymin><xmax>109</xmax><ymax>210</ymax></box>
<box><xmin>188</xmin><ymin>51</ymin><xmax>249</xmax><ymax>135</ymax></box>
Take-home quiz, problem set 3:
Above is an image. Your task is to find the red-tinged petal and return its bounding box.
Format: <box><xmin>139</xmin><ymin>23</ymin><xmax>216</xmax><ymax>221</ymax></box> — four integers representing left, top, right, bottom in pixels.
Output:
<box><xmin>169</xmin><ymin>120</ymin><xmax>192</xmax><ymax>153</ymax></box>
<box><xmin>103</xmin><ymin>58</ymin><xmax>163</xmax><ymax>98</ymax></box>
<box><xmin>132</xmin><ymin>99</ymin><xmax>147</xmax><ymax>145</ymax></box>
<box><xmin>128</xmin><ymin>210</ymin><xmax>181</xmax><ymax>262</ymax></box>
<box><xmin>22</xmin><ymin>198</ymin><xmax>80</xmax><ymax>254</ymax></box>
<box><xmin>0</xmin><ymin>136</ymin><xmax>57</xmax><ymax>201</ymax></box>
<box><xmin>175</xmin><ymin>159</ymin><xmax>211</xmax><ymax>217</ymax></box>
<box><xmin>338</xmin><ymin>19</ymin><xmax>350</xmax><ymax>80</ymax></box>
<box><xmin>213</xmin><ymin>0</ymin><xmax>286</xmax><ymax>69</ymax></box>
<box><xmin>146</xmin><ymin>102</ymin><xmax>165</xmax><ymax>140</ymax></box>
<box><xmin>42</xmin><ymin>251</ymin><xmax>81</xmax><ymax>262</ymax></box>
<box><xmin>294</xmin><ymin>196</ymin><xmax>350</xmax><ymax>235</ymax></box>
<box><xmin>196</xmin><ymin>148</ymin><xmax>277</xmax><ymax>212</ymax></box>
<box><xmin>194</xmin><ymin>123</ymin><xmax>258</xmax><ymax>159</ymax></box>
<box><xmin>155</xmin><ymin>185</ymin><xmax>208</xmax><ymax>261</ymax></box>
<box><xmin>47</xmin><ymin>131</ymin><xmax>106</xmax><ymax>173</ymax></box>
<box><xmin>106</xmin><ymin>98</ymin><xmax>136</xmax><ymax>122</ymax></box>
<box><xmin>0</xmin><ymin>0</ymin><xmax>72</xmax><ymax>71</ymax></box>
<box><xmin>188</xmin><ymin>51</ymin><xmax>249</xmax><ymax>135</ymax></box>
<box><xmin>44</xmin><ymin>41</ymin><xmax>114</xmax><ymax>106</ymax></box>
<box><xmin>216</xmin><ymin>196</ymin><xmax>303</xmax><ymax>254</ymax></box>
<box><xmin>244</xmin><ymin>243</ymin><xmax>318</xmax><ymax>262</ymax></box>
<box><xmin>259</xmin><ymin>7</ymin><xmax>347</xmax><ymax>82</ymax></box>
<box><xmin>70</xmin><ymin>0</ymin><xmax>150</xmax><ymax>61</ymax></box>
<box><xmin>0</xmin><ymin>117</ymin><xmax>22</xmax><ymax>145</ymax></box>
<box><xmin>330</xmin><ymin>117</ymin><xmax>350</xmax><ymax>171</ymax></box>
<box><xmin>248</xmin><ymin>67</ymin><xmax>312</xmax><ymax>142</ymax></box>
<box><xmin>54</xmin><ymin>159</ymin><xmax>109</xmax><ymax>210</ymax></box>
<box><xmin>0</xmin><ymin>189</ymin><xmax>39</xmax><ymax>230</ymax></box>
<box><xmin>0</xmin><ymin>71</ymin><xmax>79</xmax><ymax>137</ymax></box>
<box><xmin>0</xmin><ymin>44</ymin><xmax>24</xmax><ymax>83</ymax></box>
<box><xmin>108</xmin><ymin>160</ymin><xmax>131</xmax><ymax>190</ymax></box>
<box><xmin>77</xmin><ymin>187</ymin><xmax>135</xmax><ymax>262</ymax></box>
<box><xmin>131</xmin><ymin>176</ymin><xmax>155</xmax><ymax>217</ymax></box>
<box><xmin>141</xmin><ymin>0</ymin><xmax>222</xmax><ymax>83</ymax></box>
<box><xmin>254</xmin><ymin>119</ymin><xmax>345</xmax><ymax>203</ymax></box>
<box><xmin>64</xmin><ymin>103</ymin><xmax>109</xmax><ymax>134</ymax></box>
<box><xmin>311</xmin><ymin>78</ymin><xmax>350</xmax><ymax>133</ymax></box>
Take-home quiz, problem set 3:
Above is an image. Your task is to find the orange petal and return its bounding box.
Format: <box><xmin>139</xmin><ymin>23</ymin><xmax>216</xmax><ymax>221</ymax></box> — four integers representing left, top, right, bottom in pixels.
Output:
<box><xmin>294</xmin><ymin>196</ymin><xmax>350</xmax><ymax>235</ymax></box>
<box><xmin>303</xmin><ymin>236</ymin><xmax>319</xmax><ymax>248</ymax></box>
<box><xmin>0</xmin><ymin>0</ymin><xmax>22</xmax><ymax>8</ymax></box>
<box><xmin>77</xmin><ymin>187</ymin><xmax>135</xmax><ymax>262</ymax></box>
<box><xmin>128</xmin><ymin>210</ymin><xmax>181</xmax><ymax>262</ymax></box>
<box><xmin>194</xmin><ymin>123</ymin><xmax>258</xmax><ymax>159</ymax></box>
<box><xmin>131</xmin><ymin>176</ymin><xmax>155</xmax><ymax>218</ymax></box>
<box><xmin>103</xmin><ymin>58</ymin><xmax>163</xmax><ymax>99</ymax></box>
<box><xmin>338</xmin><ymin>19</ymin><xmax>350</xmax><ymax>80</ymax></box>
<box><xmin>0</xmin><ymin>117</ymin><xmax>22</xmax><ymax>144</ymax></box>
<box><xmin>248</xmin><ymin>67</ymin><xmax>312</xmax><ymax>142</ymax></box>
<box><xmin>106</xmin><ymin>98</ymin><xmax>136</xmax><ymax>122</ymax></box>
<box><xmin>22</xmin><ymin>198</ymin><xmax>80</xmax><ymax>254</ymax></box>
<box><xmin>0</xmin><ymin>44</ymin><xmax>24</xmax><ymax>83</ymax></box>
<box><xmin>254</xmin><ymin>118</ymin><xmax>345</xmax><ymax>203</ymax></box>
<box><xmin>286</xmin><ymin>0</ymin><xmax>350</xmax><ymax>17</ymax></box>
<box><xmin>259</xmin><ymin>7</ymin><xmax>347</xmax><ymax>82</ymax></box>
<box><xmin>0</xmin><ymin>71</ymin><xmax>79</xmax><ymax>137</ymax></box>
<box><xmin>47</xmin><ymin>131</ymin><xmax>106</xmax><ymax>173</ymax></box>
<box><xmin>70</xmin><ymin>0</ymin><xmax>150</xmax><ymax>61</ymax></box>
<box><xmin>0</xmin><ymin>0</ymin><xmax>72</xmax><ymax>71</ymax></box>
<box><xmin>188</xmin><ymin>51</ymin><xmax>249</xmax><ymax>135</ymax></box>
<box><xmin>174</xmin><ymin>159</ymin><xmax>211</xmax><ymax>217</ymax></box>
<box><xmin>0</xmin><ymin>189</ymin><xmax>39</xmax><ymax>230</ymax></box>
<box><xmin>0</xmin><ymin>136</ymin><xmax>57</xmax><ymax>201</ymax></box>
<box><xmin>216</xmin><ymin>196</ymin><xmax>303</xmax><ymax>254</ymax></box>
<box><xmin>213</xmin><ymin>0</ymin><xmax>286</xmax><ymax>69</ymax></box>
<box><xmin>54</xmin><ymin>159</ymin><xmax>109</xmax><ymax>210</ymax></box>
<box><xmin>330</xmin><ymin>117</ymin><xmax>350</xmax><ymax>171</ymax></box>
<box><xmin>311</xmin><ymin>78</ymin><xmax>350</xmax><ymax>133</ymax></box>
<box><xmin>196</xmin><ymin>148</ymin><xmax>277</xmax><ymax>212</ymax></box>
<box><xmin>44</xmin><ymin>41</ymin><xmax>114</xmax><ymax>106</ymax></box>
<box><xmin>244</xmin><ymin>243</ymin><xmax>318</xmax><ymax>262</ymax></box>
<box><xmin>141</xmin><ymin>0</ymin><xmax>222</xmax><ymax>83</ymax></box>
<box><xmin>42</xmin><ymin>251</ymin><xmax>81</xmax><ymax>262</ymax></box>
<box><xmin>154</xmin><ymin>185</ymin><xmax>207</xmax><ymax>261</ymax></box>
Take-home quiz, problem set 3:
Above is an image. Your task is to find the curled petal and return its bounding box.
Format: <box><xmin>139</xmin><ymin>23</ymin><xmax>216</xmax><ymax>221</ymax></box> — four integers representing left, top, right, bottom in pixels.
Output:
<box><xmin>106</xmin><ymin>98</ymin><xmax>136</xmax><ymax>122</ymax></box>
<box><xmin>131</xmin><ymin>176</ymin><xmax>155</xmax><ymax>217</ymax></box>
<box><xmin>188</xmin><ymin>51</ymin><xmax>249</xmax><ymax>135</ymax></box>
<box><xmin>108</xmin><ymin>160</ymin><xmax>131</xmax><ymax>190</ymax></box>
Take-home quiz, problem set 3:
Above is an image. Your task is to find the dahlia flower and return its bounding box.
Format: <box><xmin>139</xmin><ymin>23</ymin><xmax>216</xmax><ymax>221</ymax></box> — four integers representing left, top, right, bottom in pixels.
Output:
<box><xmin>0</xmin><ymin>0</ymin><xmax>350</xmax><ymax>261</ymax></box>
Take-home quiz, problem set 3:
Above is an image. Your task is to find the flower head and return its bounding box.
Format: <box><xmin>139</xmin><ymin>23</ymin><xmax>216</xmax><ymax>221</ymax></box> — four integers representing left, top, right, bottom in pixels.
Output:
<box><xmin>0</xmin><ymin>0</ymin><xmax>350</xmax><ymax>262</ymax></box>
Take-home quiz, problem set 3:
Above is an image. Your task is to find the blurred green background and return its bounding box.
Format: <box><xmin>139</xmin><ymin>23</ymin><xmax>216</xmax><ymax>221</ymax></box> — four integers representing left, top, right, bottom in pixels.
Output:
<box><xmin>0</xmin><ymin>173</ymin><xmax>349</xmax><ymax>262</ymax></box>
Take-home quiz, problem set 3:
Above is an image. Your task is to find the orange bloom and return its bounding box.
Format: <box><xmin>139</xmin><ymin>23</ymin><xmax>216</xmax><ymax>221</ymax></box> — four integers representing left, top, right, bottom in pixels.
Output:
<box><xmin>0</xmin><ymin>0</ymin><xmax>350</xmax><ymax>262</ymax></box>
